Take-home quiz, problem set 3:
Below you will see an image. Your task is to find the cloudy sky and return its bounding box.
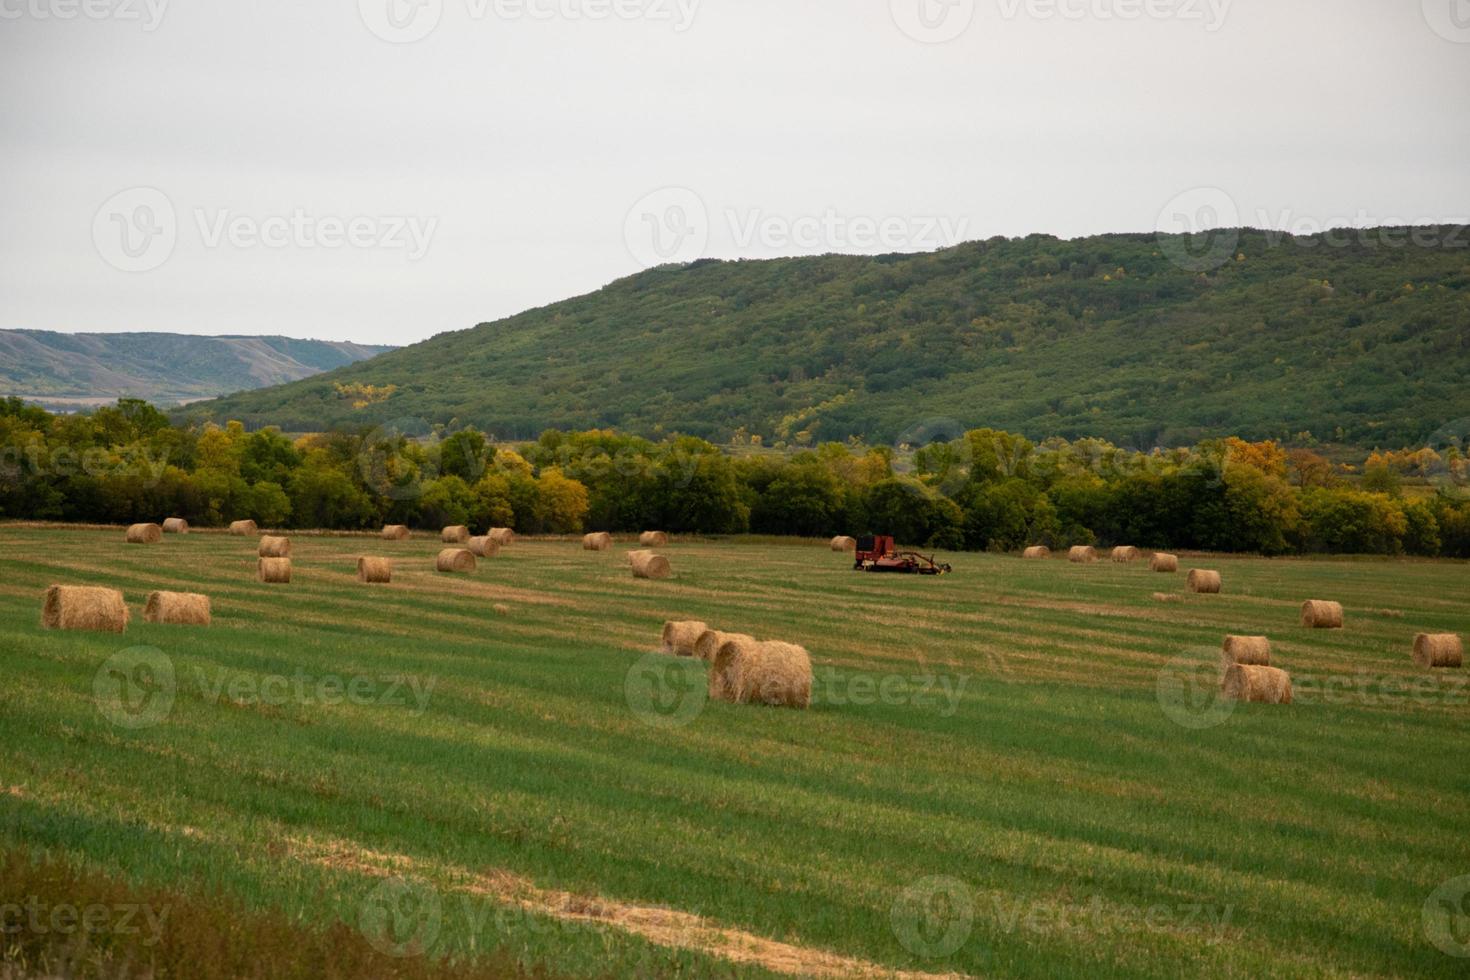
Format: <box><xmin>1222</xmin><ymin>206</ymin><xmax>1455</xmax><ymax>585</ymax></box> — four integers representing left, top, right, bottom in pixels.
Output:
<box><xmin>1</xmin><ymin>0</ymin><xmax>1466</xmax><ymax>346</ymax></box>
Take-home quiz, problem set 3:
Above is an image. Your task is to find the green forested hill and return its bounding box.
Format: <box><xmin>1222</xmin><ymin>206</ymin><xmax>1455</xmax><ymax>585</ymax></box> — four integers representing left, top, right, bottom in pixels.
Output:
<box><xmin>181</xmin><ymin>228</ymin><xmax>1470</xmax><ymax>448</ymax></box>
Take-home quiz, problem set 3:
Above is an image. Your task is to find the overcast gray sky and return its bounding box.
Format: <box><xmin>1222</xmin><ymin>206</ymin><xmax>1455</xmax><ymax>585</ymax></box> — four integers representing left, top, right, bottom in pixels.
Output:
<box><xmin>1</xmin><ymin>0</ymin><xmax>1467</xmax><ymax>345</ymax></box>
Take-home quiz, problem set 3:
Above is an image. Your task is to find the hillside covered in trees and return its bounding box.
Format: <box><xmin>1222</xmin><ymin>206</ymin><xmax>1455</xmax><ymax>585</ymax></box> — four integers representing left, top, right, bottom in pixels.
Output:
<box><xmin>181</xmin><ymin>227</ymin><xmax>1470</xmax><ymax>450</ymax></box>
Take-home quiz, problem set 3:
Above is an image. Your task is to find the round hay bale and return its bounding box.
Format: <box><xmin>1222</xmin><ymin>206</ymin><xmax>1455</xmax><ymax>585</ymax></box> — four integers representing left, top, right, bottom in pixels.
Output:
<box><xmin>631</xmin><ymin>552</ymin><xmax>671</xmax><ymax>580</ymax></box>
<box><xmin>694</xmin><ymin>629</ymin><xmax>752</xmax><ymax>662</ymax></box>
<box><xmin>161</xmin><ymin>517</ymin><xmax>189</xmax><ymax>534</ymax></box>
<box><xmin>1068</xmin><ymin>545</ymin><xmax>1097</xmax><ymax>563</ymax></box>
<box><xmin>436</xmin><ymin>548</ymin><xmax>476</xmax><ymax>573</ymax></box>
<box><xmin>125</xmin><ymin>523</ymin><xmax>162</xmax><ymax>544</ymax></box>
<box><xmin>717</xmin><ymin>640</ymin><xmax>813</xmax><ymax>709</ymax></box>
<box><xmin>1021</xmin><ymin>546</ymin><xmax>1051</xmax><ymax>559</ymax></box>
<box><xmin>710</xmin><ymin>635</ymin><xmax>760</xmax><ymax>702</ymax></box>
<box><xmin>357</xmin><ymin>557</ymin><xmax>392</xmax><ymax>584</ymax></box>
<box><xmin>382</xmin><ymin>525</ymin><xmax>410</xmax><ymax>541</ymax></box>
<box><xmin>1110</xmin><ymin>546</ymin><xmax>1140</xmax><ymax>563</ymax></box>
<box><xmin>489</xmin><ymin>528</ymin><xmax>515</xmax><ymax>545</ymax></box>
<box><xmin>661</xmin><ymin>620</ymin><xmax>709</xmax><ymax>658</ymax></box>
<box><xmin>468</xmin><ymin>536</ymin><xmax>501</xmax><ymax>558</ymax></box>
<box><xmin>258</xmin><ymin>536</ymin><xmax>291</xmax><ymax>558</ymax></box>
<box><xmin>639</xmin><ymin>531</ymin><xmax>670</xmax><ymax>547</ymax></box>
<box><xmin>1300</xmin><ymin>600</ymin><xmax>1343</xmax><ymax>629</ymax></box>
<box><xmin>1187</xmin><ymin>569</ymin><xmax>1222</xmax><ymax>594</ymax></box>
<box><xmin>1412</xmin><ymin>633</ymin><xmax>1463</xmax><ymax>669</ymax></box>
<box><xmin>441</xmin><ymin>526</ymin><xmax>470</xmax><ymax>544</ymax></box>
<box><xmin>143</xmin><ymin>591</ymin><xmax>211</xmax><ymax>626</ymax></box>
<box><xmin>1222</xmin><ymin>635</ymin><xmax>1271</xmax><ymax>668</ymax></box>
<box><xmin>1149</xmin><ymin>553</ymin><xmax>1179</xmax><ymax>573</ymax></box>
<box><xmin>257</xmin><ymin>558</ymin><xmax>292</xmax><ymax>583</ymax></box>
<box><xmin>228</xmin><ymin>520</ymin><xmax>257</xmax><ymax>536</ymax></box>
<box><xmin>41</xmin><ymin>585</ymin><xmax>129</xmax><ymax>633</ymax></box>
<box><xmin>583</xmin><ymin>532</ymin><xmax>613</xmax><ymax>551</ymax></box>
<box><xmin>830</xmin><ymin>536</ymin><xmax>857</xmax><ymax>553</ymax></box>
<box><xmin>1222</xmin><ymin>664</ymin><xmax>1292</xmax><ymax>704</ymax></box>
<box><xmin>625</xmin><ymin>549</ymin><xmax>653</xmax><ymax>565</ymax></box>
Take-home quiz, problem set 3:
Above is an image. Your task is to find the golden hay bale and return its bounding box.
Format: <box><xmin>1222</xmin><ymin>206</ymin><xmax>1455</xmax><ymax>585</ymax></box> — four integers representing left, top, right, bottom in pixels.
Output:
<box><xmin>1150</xmin><ymin>553</ymin><xmax>1180</xmax><ymax>573</ymax></box>
<box><xmin>661</xmin><ymin>620</ymin><xmax>709</xmax><ymax>657</ymax></box>
<box><xmin>436</xmin><ymin>548</ymin><xmax>476</xmax><ymax>573</ymax></box>
<box><xmin>631</xmin><ymin>552</ymin><xmax>671</xmax><ymax>580</ymax></box>
<box><xmin>625</xmin><ymin>549</ymin><xmax>653</xmax><ymax>565</ymax></box>
<box><xmin>640</xmin><ymin>531</ymin><xmax>670</xmax><ymax>547</ymax></box>
<box><xmin>1022</xmin><ymin>546</ymin><xmax>1051</xmax><ymax>559</ymax></box>
<box><xmin>1187</xmin><ymin>569</ymin><xmax>1222</xmax><ymax>594</ymax></box>
<box><xmin>125</xmin><ymin>523</ymin><xmax>162</xmax><ymax>544</ymax></box>
<box><xmin>258</xmin><ymin>536</ymin><xmax>291</xmax><ymax>558</ymax></box>
<box><xmin>712</xmin><ymin>639</ymin><xmax>812</xmax><ymax>709</ymax></box>
<box><xmin>489</xmin><ymin>528</ymin><xmax>515</xmax><ymax>545</ymax></box>
<box><xmin>357</xmin><ymin>557</ymin><xmax>392</xmax><ymax>584</ymax></box>
<box><xmin>1300</xmin><ymin>600</ymin><xmax>1343</xmax><ymax>629</ymax></box>
<box><xmin>258</xmin><ymin>558</ymin><xmax>292</xmax><ymax>583</ymax></box>
<box><xmin>1222</xmin><ymin>635</ymin><xmax>1271</xmax><ymax>668</ymax></box>
<box><xmin>382</xmin><ymin>525</ymin><xmax>410</xmax><ymax>541</ymax></box>
<box><xmin>583</xmin><ymin>532</ymin><xmax>613</xmax><ymax>551</ymax></box>
<box><xmin>1110</xmin><ymin>546</ymin><xmax>1140</xmax><ymax>563</ymax></box>
<box><xmin>228</xmin><ymin>519</ymin><xmax>257</xmax><ymax>536</ymax></box>
<box><xmin>468</xmin><ymin>536</ymin><xmax>501</xmax><ymax>558</ymax></box>
<box><xmin>1222</xmin><ymin>664</ymin><xmax>1293</xmax><ymax>704</ymax></box>
<box><xmin>41</xmin><ymin>585</ymin><xmax>129</xmax><ymax>633</ymax></box>
<box><xmin>830</xmin><ymin>536</ymin><xmax>857</xmax><ymax>552</ymax></box>
<box><xmin>441</xmin><ymin>525</ymin><xmax>470</xmax><ymax>544</ymax></box>
<box><xmin>694</xmin><ymin>629</ymin><xmax>752</xmax><ymax>662</ymax></box>
<box><xmin>1068</xmin><ymin>545</ymin><xmax>1097</xmax><ymax>563</ymax></box>
<box><xmin>143</xmin><ymin>591</ymin><xmax>211</xmax><ymax>626</ymax></box>
<box><xmin>161</xmin><ymin>517</ymin><xmax>189</xmax><ymax>534</ymax></box>
<box><xmin>1413</xmin><ymin>633</ymin><xmax>1463</xmax><ymax>669</ymax></box>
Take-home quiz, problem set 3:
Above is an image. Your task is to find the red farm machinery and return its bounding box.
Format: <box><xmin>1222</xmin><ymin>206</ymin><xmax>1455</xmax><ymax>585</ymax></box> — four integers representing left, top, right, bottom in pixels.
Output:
<box><xmin>852</xmin><ymin>535</ymin><xmax>952</xmax><ymax>575</ymax></box>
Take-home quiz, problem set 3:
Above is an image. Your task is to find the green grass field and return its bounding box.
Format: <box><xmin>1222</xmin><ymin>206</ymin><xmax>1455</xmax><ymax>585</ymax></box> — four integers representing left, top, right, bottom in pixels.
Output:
<box><xmin>2</xmin><ymin>525</ymin><xmax>1467</xmax><ymax>978</ymax></box>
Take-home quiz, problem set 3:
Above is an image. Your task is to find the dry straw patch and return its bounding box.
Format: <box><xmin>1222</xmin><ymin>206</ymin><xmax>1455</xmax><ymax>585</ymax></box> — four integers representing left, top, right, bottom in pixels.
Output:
<box><xmin>143</xmin><ymin>590</ymin><xmax>211</xmax><ymax>626</ymax></box>
<box><xmin>41</xmin><ymin>585</ymin><xmax>129</xmax><ymax>632</ymax></box>
<box><xmin>125</xmin><ymin>523</ymin><xmax>162</xmax><ymax>544</ymax></box>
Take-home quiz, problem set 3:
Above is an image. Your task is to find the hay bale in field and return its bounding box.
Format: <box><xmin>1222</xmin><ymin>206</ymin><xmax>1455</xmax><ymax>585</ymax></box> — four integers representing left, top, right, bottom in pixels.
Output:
<box><xmin>1187</xmin><ymin>569</ymin><xmax>1222</xmax><ymax>594</ymax></box>
<box><xmin>631</xmin><ymin>552</ymin><xmax>671</xmax><ymax>580</ymax></box>
<box><xmin>640</xmin><ymin>531</ymin><xmax>669</xmax><ymax>547</ymax></box>
<box><xmin>382</xmin><ymin>525</ymin><xmax>410</xmax><ymax>541</ymax></box>
<box><xmin>258</xmin><ymin>536</ymin><xmax>290</xmax><ymax>558</ymax></box>
<box><xmin>625</xmin><ymin>549</ymin><xmax>653</xmax><ymax>565</ymax></box>
<box><xmin>441</xmin><ymin>525</ymin><xmax>470</xmax><ymax>544</ymax></box>
<box><xmin>161</xmin><ymin>517</ymin><xmax>188</xmax><ymax>534</ymax></box>
<box><xmin>712</xmin><ymin>639</ymin><xmax>812</xmax><ymax>709</ymax></box>
<box><xmin>1222</xmin><ymin>635</ymin><xmax>1271</xmax><ymax>668</ymax></box>
<box><xmin>830</xmin><ymin>536</ymin><xmax>857</xmax><ymax>553</ymax></box>
<box><xmin>468</xmin><ymin>536</ymin><xmax>501</xmax><ymax>558</ymax></box>
<box><xmin>489</xmin><ymin>528</ymin><xmax>515</xmax><ymax>545</ymax></box>
<box><xmin>436</xmin><ymin>548</ymin><xmax>476</xmax><ymax>573</ymax></box>
<box><xmin>357</xmin><ymin>557</ymin><xmax>392</xmax><ymax>584</ymax></box>
<box><xmin>1110</xmin><ymin>546</ymin><xmax>1139</xmax><ymax>563</ymax></box>
<box><xmin>1068</xmin><ymin>545</ymin><xmax>1097</xmax><ymax>563</ymax></box>
<box><xmin>583</xmin><ymin>532</ymin><xmax>613</xmax><ymax>551</ymax></box>
<box><xmin>228</xmin><ymin>519</ymin><xmax>257</xmax><ymax>536</ymax></box>
<box><xmin>1222</xmin><ymin>664</ymin><xmax>1292</xmax><ymax>704</ymax></box>
<box><xmin>41</xmin><ymin>585</ymin><xmax>129</xmax><ymax>633</ymax></box>
<box><xmin>257</xmin><ymin>558</ymin><xmax>292</xmax><ymax>583</ymax></box>
<box><xmin>660</xmin><ymin>620</ymin><xmax>709</xmax><ymax>657</ymax></box>
<box><xmin>1150</xmin><ymin>553</ymin><xmax>1179</xmax><ymax>573</ymax></box>
<box><xmin>694</xmin><ymin>629</ymin><xmax>752</xmax><ymax>662</ymax></box>
<box><xmin>125</xmin><ymin>523</ymin><xmax>162</xmax><ymax>544</ymax></box>
<box><xmin>1022</xmin><ymin>545</ymin><xmax>1051</xmax><ymax>559</ymax></box>
<box><xmin>1300</xmin><ymin>600</ymin><xmax>1343</xmax><ymax>629</ymax></box>
<box><xmin>1413</xmin><ymin>633</ymin><xmax>1463</xmax><ymax>669</ymax></box>
<box><xmin>143</xmin><ymin>591</ymin><xmax>211</xmax><ymax>626</ymax></box>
